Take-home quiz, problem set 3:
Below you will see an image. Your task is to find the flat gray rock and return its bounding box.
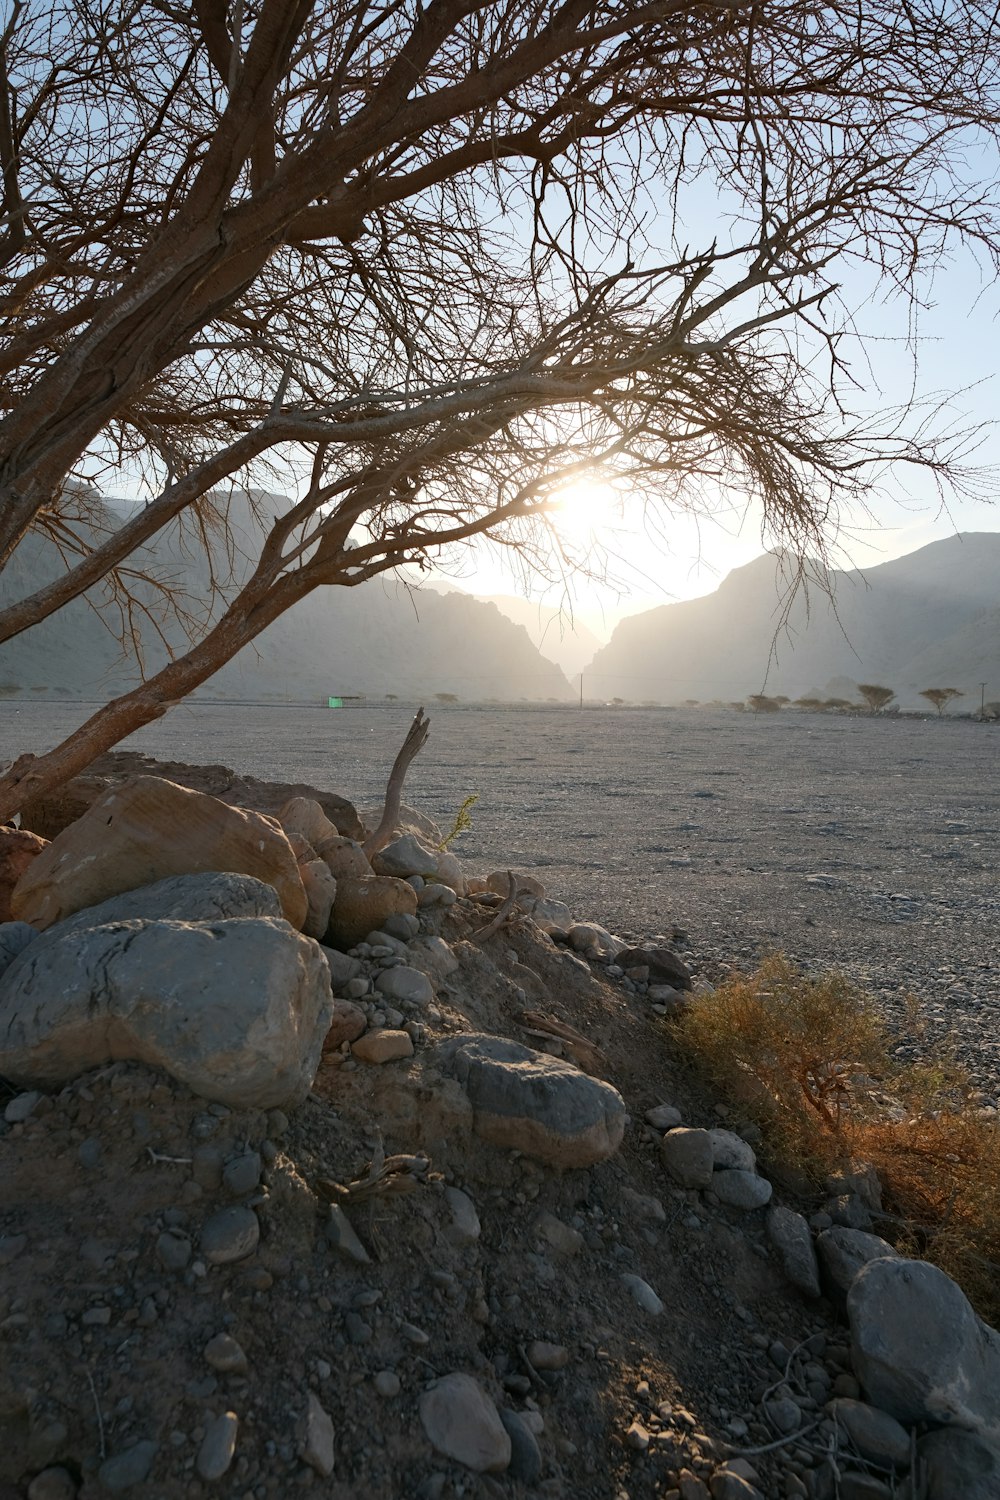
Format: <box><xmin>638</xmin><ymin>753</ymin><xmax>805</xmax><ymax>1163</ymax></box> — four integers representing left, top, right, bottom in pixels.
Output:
<box><xmin>767</xmin><ymin>1205</ymin><xmax>820</xmax><ymax>1297</ymax></box>
<box><xmin>848</xmin><ymin>1257</ymin><xmax>1000</xmax><ymax>1439</ymax></box>
<box><xmin>829</xmin><ymin>1398</ymin><xmax>910</xmax><ymax>1469</ymax></box>
<box><xmin>443</xmin><ymin>1033</ymin><xmax>626</xmax><ymax>1169</ymax></box>
<box><xmin>712</xmin><ymin>1168</ymin><xmax>772</xmax><ymax>1210</ymax></box>
<box><xmin>39</xmin><ymin>871</ymin><xmax>283</xmax><ymax>944</ymax></box>
<box><xmin>419</xmin><ymin>1372</ymin><xmax>511</xmax><ymax>1473</ymax></box>
<box><xmin>0</xmin><ymin>915</ymin><xmax>332</xmax><ymax>1109</ymax></box>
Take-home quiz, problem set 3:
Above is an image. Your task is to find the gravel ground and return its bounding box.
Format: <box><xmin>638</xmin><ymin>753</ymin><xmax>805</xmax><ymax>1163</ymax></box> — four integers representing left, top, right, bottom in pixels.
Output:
<box><xmin>3</xmin><ymin>701</ymin><xmax>998</xmax><ymax>1090</ymax></box>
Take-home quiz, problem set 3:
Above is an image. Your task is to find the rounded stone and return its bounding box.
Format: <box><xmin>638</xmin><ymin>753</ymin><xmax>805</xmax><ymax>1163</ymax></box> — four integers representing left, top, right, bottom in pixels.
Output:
<box><xmin>196</xmin><ymin>1411</ymin><xmax>238</xmax><ymax>1480</ymax></box>
<box><xmin>419</xmin><ymin>1372</ymin><xmax>511</xmax><ymax>1473</ymax></box>
<box><xmin>200</xmin><ymin>1206</ymin><xmax>260</xmax><ymax>1265</ymax></box>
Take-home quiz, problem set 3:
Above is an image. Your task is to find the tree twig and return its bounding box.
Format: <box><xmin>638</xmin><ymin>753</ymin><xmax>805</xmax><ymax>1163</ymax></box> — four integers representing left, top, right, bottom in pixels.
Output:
<box><xmin>472</xmin><ymin>870</ymin><xmax>522</xmax><ymax>940</ymax></box>
<box><xmin>363</xmin><ymin>707</ymin><xmax>430</xmax><ymax>858</ymax></box>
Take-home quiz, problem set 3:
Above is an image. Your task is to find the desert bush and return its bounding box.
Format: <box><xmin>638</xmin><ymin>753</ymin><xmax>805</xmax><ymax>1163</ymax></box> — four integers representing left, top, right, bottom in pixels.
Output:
<box><xmin>747</xmin><ymin>694</ymin><xmax>782</xmax><ymax>713</ymax></box>
<box><xmin>675</xmin><ymin>953</ymin><xmax>1000</xmax><ymax>1320</ymax></box>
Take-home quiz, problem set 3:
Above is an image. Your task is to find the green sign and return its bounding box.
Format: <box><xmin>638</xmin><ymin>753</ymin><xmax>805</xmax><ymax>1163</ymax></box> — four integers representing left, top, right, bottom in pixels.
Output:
<box><xmin>327</xmin><ymin>696</ymin><xmax>343</xmax><ymax>708</ymax></box>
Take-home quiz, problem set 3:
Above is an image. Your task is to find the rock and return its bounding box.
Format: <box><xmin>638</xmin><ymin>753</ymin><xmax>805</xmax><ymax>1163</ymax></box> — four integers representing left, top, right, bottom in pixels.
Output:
<box><xmin>420</xmin><ymin>1373</ymin><xmax>510</xmax><ymax>1473</ymax></box>
<box><xmin>848</xmin><ymin>1257</ymin><xmax>1000</xmax><ymax>1438</ymax></box>
<box><xmin>323</xmin><ymin>997</ymin><xmax>368</xmax><ymax>1051</ymax></box>
<box><xmin>373</xmin><ymin>1370</ymin><xmax>401</xmax><ymax>1398</ymax></box>
<box><xmin>817</xmin><ymin>1226</ymin><xmax>900</xmax><ymax>1298</ymax></box>
<box><xmin>534</xmin><ymin>1210</ymin><xmax>584</xmax><ymax>1255</ymax></box>
<box><xmin>38</xmin><ymin>871</ymin><xmax>283</xmax><ymax>939</ymax></box>
<box><xmin>678</xmin><ymin>1469</ymin><xmax>712</xmax><ymax>1500</ymax></box>
<box><xmin>275</xmin><ymin>796</ymin><xmax>343</xmax><ymax>854</ymax></box>
<box><xmin>204</xmin><ymin>1333</ymin><xmax>249</xmax><ymax>1374</ymax></box>
<box><xmin>487</xmin><ymin>870</ymin><xmax>545</xmax><ymax>900</ymax></box>
<box><xmin>660</xmin><ymin>1128</ymin><xmax>715</xmax><ymax>1189</ymax></box>
<box><xmin>302</xmin><ymin>1392</ymin><xmax>335</xmax><ymax>1477</ymax></box>
<box><xmin>0</xmin><ymin>827</ymin><xmax>48</xmax><ymax>922</ymax></box>
<box><xmin>375</xmin><ymin>966</ymin><xmax>434</xmax><ymax>1007</ymax></box>
<box><xmin>382</xmin><ymin>912</ymin><xmax>420</xmax><ymax>941</ymax></box>
<box><xmin>767</xmin><ymin>1206</ymin><xmax>821</xmax><ymax>1297</ymax></box>
<box><xmin>525</xmin><ymin>897</ymin><xmax>573</xmax><ymax>933</ymax></box>
<box><xmin>325</xmin><ymin>1205</ymin><xmax>370</xmax><ymax>1263</ymax></box>
<box><xmin>444</xmin><ymin>1186</ymin><xmax>481</xmax><ymax>1244</ymax></box>
<box><xmin>156</xmin><ymin>1228</ymin><xmax>192</xmax><ymax>1271</ymax></box>
<box><xmin>826</xmin><ymin>1160</ymin><xmax>883</xmax><ymax>1213</ymax></box>
<box><xmin>0</xmin><ymin>921</ymin><xmax>36</xmax><ymax>979</ymax></box>
<box><xmin>200</xmin><ymin>1206</ymin><xmax>260</xmax><ymax>1264</ymax></box>
<box><xmin>645</xmin><ymin>1103</ymin><xmax>683</xmax><ymax>1130</ymax></box>
<box><xmin>444</xmin><ymin>1032</ymin><xmax>626</xmax><ymax>1169</ymax></box>
<box><xmin>711</xmin><ymin>1474</ymin><xmax>764</xmax><ymax>1500</ymax></box>
<box><xmin>621</xmin><ymin>1273</ymin><xmax>665</xmax><ymax>1315</ymax></box>
<box><xmin>352</xmin><ymin>1029</ymin><xmax>414</xmax><ymax>1064</ymax></box>
<box><xmin>316</xmin><ymin>835</ymin><xmax>373</xmax><ymax>882</ymax></box>
<box><xmin>327</xmin><ymin>875</ymin><xmax>418</xmax><ymax>949</ymax></box>
<box><xmin>407</xmin><ymin>935</ymin><xmax>459</xmax><ymax>979</ymax></box>
<box><xmin>827</xmin><ymin>1192</ymin><xmax>874</xmax><ymax>1231</ymax></box>
<box><xmin>765</xmin><ymin>1397</ymin><xmax>801</xmax><ymax>1434</ymax></box>
<box><xmin>828</xmin><ymin>1399</ymin><xmax>911</xmax><ymax>1469</ymax></box>
<box><xmin>567</xmin><ymin>922</ymin><xmax>623</xmax><ymax>958</ymax></box>
<box><xmin>4</xmin><ymin>1088</ymin><xmax>42</xmax><ymax>1123</ymax></box>
<box><xmin>626</xmin><ymin>1420</ymin><xmax>650</xmax><ymax>1452</ymax></box>
<box><xmin>223</xmin><ymin>1151</ymin><xmax>262</xmax><ymax>1197</ymax></box>
<box><xmin>434</xmin><ymin>851</ymin><xmax>466</xmax><ymax>896</ymax></box>
<box><xmin>97</xmin><ymin>1440</ymin><xmax>158</xmax><ymax>1492</ymax></box>
<box><xmin>26</xmin><ymin>1467</ymin><xmax>77</xmax><ymax>1500</ymax></box>
<box><xmin>909</xmin><ymin>1428</ymin><xmax>1000</xmax><ymax>1500</ymax></box>
<box><xmin>298</xmin><ymin>857</ymin><xmax>337</xmax><ymax>940</ymax></box>
<box><xmin>373</xmin><ymin>834</ymin><xmax>440</xmax><ymax>880</ymax></box>
<box><xmin>499</xmin><ymin>1408</ymin><xmax>542</xmax><ymax>1484</ymax></box>
<box><xmin>11</xmin><ymin>776</ymin><xmax>307</xmax><ymax>929</ymax></box>
<box><xmin>526</xmin><ymin>1340</ymin><xmax>569</xmax><ymax>1371</ymax></box>
<box><xmin>713</xmin><ymin>1169</ymin><xmax>771</xmax><ymax>1209</ymax></box>
<box><xmin>319</xmin><ymin>945</ymin><xmax>362</xmax><ymax>990</ymax></box>
<box><xmin>708</xmin><ymin>1128</ymin><xmax>757</xmax><ymax>1172</ymax></box>
<box><xmin>620</xmin><ymin>1187</ymin><xmax>667</xmax><ymax>1222</ymax></box>
<box><xmin>617</xmin><ymin>944</ymin><xmax>692</xmax><ymax>990</ymax></box>
<box><xmin>196</xmin><ymin>1412</ymin><xmax>238</xmax><ymax>1480</ymax></box>
<box><xmin>0</xmin><ymin>915</ymin><xmax>333</xmax><ymax>1108</ymax></box>
<box><xmin>418</xmin><ymin>881</ymin><xmax>457</xmax><ymax>907</ymax></box>
<box><xmin>0</xmin><ymin>1233</ymin><xmax>27</xmax><ymax>1264</ymax></box>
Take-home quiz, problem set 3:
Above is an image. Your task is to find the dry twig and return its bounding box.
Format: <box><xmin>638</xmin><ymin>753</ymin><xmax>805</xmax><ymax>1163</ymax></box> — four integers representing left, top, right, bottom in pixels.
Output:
<box><xmin>362</xmin><ymin>708</ymin><xmax>431</xmax><ymax>859</ymax></box>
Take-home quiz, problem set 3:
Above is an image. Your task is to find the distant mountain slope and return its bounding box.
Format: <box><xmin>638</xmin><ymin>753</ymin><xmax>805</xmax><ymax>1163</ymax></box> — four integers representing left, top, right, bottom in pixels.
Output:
<box><xmin>0</xmin><ymin>497</ymin><xmax>573</xmax><ymax>703</ymax></box>
<box><xmin>584</xmin><ymin>533</ymin><xmax>1000</xmax><ymax>707</ymax></box>
<box><xmin>478</xmin><ymin>594</ymin><xmax>603</xmax><ymax>679</ymax></box>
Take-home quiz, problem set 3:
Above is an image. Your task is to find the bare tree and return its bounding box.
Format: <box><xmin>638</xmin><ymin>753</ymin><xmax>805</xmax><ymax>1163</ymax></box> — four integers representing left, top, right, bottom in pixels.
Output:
<box><xmin>920</xmin><ymin>688</ymin><xmax>965</xmax><ymax>716</ymax></box>
<box><xmin>857</xmin><ymin>684</ymin><xmax>896</xmax><ymax>714</ymax></box>
<box><xmin>3</xmin><ymin>1</ymin><xmax>1000</xmax><ymax>817</ymax></box>
<box><xmin>747</xmin><ymin>694</ymin><xmax>781</xmax><ymax>714</ymax></box>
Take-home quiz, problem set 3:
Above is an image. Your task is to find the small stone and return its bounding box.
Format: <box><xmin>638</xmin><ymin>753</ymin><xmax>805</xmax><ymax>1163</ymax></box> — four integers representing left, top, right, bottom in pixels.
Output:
<box><xmin>711</xmin><ymin>1169</ymin><xmax>772</xmax><ymax>1210</ymax></box>
<box><xmin>764</xmin><ymin>1398</ymin><xmax>801</xmax><ymax>1434</ymax></box>
<box><xmin>534</xmin><ymin>1210</ymin><xmax>584</xmax><ymax>1255</ymax></box>
<box><xmin>678</xmin><ymin>1471</ymin><xmax>711</xmax><ymax>1500</ymax></box>
<box><xmin>27</xmin><ymin>1467</ymin><xmax>77</xmax><ymax>1500</ymax></box>
<box><xmin>645</xmin><ymin>1103</ymin><xmax>683</xmax><ymax>1130</ymax></box>
<box><xmin>499</xmin><ymin>1409</ymin><xmax>542</xmax><ymax>1483</ymax></box>
<box><xmin>196</xmin><ymin>1412</ymin><xmax>238</xmax><ymax>1480</ymax></box>
<box><xmin>400</xmin><ymin>1321</ymin><xmax>430</xmax><ymax>1345</ymax></box>
<box><xmin>98</xmin><ymin>1440</ymin><xmax>158</xmax><ymax>1492</ymax></box>
<box><xmin>621</xmin><ymin>1273</ymin><xmax>664</xmax><ymax>1315</ymax></box>
<box><xmin>708</xmin><ymin>1128</ymin><xmax>757</xmax><ymax>1172</ymax></box>
<box><xmin>200</xmin><ymin>1206</ymin><xmax>259</xmax><ymax>1265</ymax></box>
<box><xmin>710</xmin><ymin>1474</ymin><xmax>764</xmax><ymax>1500</ymax></box>
<box><xmin>526</xmin><ymin>1340</ymin><xmax>569</xmax><ymax>1371</ymax></box>
<box><xmin>204</xmin><ymin>1333</ymin><xmax>249</xmax><ymax>1375</ymax></box>
<box><xmin>626</xmin><ymin>1420</ymin><xmax>650</xmax><ymax>1451</ymax></box>
<box><xmin>77</xmin><ymin>1137</ymin><xmax>102</xmax><ymax>1168</ymax></box>
<box><xmin>302</xmin><ymin>1392</ymin><xmax>335</xmax><ymax>1477</ymax></box>
<box><xmin>5</xmin><ymin>1089</ymin><xmax>42</xmax><ymax>1123</ymax></box>
<box><xmin>375</xmin><ymin>965</ymin><xmax>434</xmax><ymax>1006</ymax></box>
<box><xmin>156</xmin><ymin>1229</ymin><xmax>192</xmax><ymax>1272</ymax></box>
<box><xmin>352</xmin><ymin>1028</ymin><xmax>414</xmax><ymax>1064</ymax></box>
<box><xmin>660</xmin><ymin>1128</ymin><xmax>714</xmax><ymax>1189</ymax></box>
<box><xmin>419</xmin><ymin>1372</ymin><xmax>511</xmax><ymax>1473</ymax></box>
<box><xmin>325</xmin><ymin>1204</ymin><xmax>370</xmax><ymax>1263</ymax></box>
<box><xmin>829</xmin><ymin>1399</ymin><xmax>910</xmax><ymax>1469</ymax></box>
<box><xmin>345</xmin><ymin>1311</ymin><xmax>372</xmax><ymax>1344</ymax></box>
<box><xmin>766</xmin><ymin>1205</ymin><xmax>821</xmax><ymax>1297</ymax></box>
<box><xmin>81</xmin><ymin>1306</ymin><xmax>112</xmax><ymax>1325</ymax></box>
<box><xmin>444</xmin><ymin>1186</ymin><xmax>481</xmax><ymax>1245</ymax></box>
<box><xmin>222</xmin><ymin>1151</ymin><xmax>262</xmax><ymax>1198</ymax></box>
<box><xmin>373</xmin><ymin>1370</ymin><xmax>401</xmax><ymax>1398</ymax></box>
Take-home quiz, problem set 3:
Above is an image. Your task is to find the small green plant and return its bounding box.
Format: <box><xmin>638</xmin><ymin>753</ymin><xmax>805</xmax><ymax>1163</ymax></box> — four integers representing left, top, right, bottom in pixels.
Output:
<box><xmin>437</xmin><ymin>792</ymin><xmax>479</xmax><ymax>850</ymax></box>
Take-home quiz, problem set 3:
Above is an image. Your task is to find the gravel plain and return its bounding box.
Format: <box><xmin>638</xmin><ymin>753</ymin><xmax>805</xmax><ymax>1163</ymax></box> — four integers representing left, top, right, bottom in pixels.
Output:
<box><xmin>3</xmin><ymin>700</ymin><xmax>998</xmax><ymax>1089</ymax></box>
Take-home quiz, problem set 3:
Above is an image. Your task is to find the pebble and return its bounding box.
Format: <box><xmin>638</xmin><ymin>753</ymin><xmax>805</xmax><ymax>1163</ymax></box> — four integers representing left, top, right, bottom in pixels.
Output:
<box><xmin>645</xmin><ymin>1103</ymin><xmax>683</xmax><ymax>1130</ymax></box>
<box><xmin>400</xmin><ymin>1320</ymin><xmax>430</xmax><ymax>1345</ymax></box>
<box><xmin>526</xmin><ymin>1340</ymin><xmax>569</xmax><ymax>1371</ymax></box>
<box><xmin>98</xmin><ymin>1440</ymin><xmax>159</xmax><ymax>1492</ymax></box>
<box><xmin>626</xmin><ymin>1420</ymin><xmax>650</xmax><ymax>1451</ymax></box>
<box><xmin>196</xmin><ymin>1411</ymin><xmax>239</xmax><ymax>1480</ymax></box>
<box><xmin>222</xmin><ymin>1151</ymin><xmax>262</xmax><ymax>1198</ymax></box>
<box><xmin>345</xmin><ymin>1311</ymin><xmax>372</xmax><ymax>1344</ymax></box>
<box><xmin>302</xmin><ymin>1392</ymin><xmax>335</xmax><ymax>1477</ymax></box>
<box><xmin>373</xmin><ymin>1370</ymin><xmax>401</xmax><ymax>1398</ymax></box>
<box><xmin>26</xmin><ymin>1467</ymin><xmax>77</xmax><ymax>1500</ymax></box>
<box><xmin>156</xmin><ymin>1229</ymin><xmax>192</xmax><ymax>1272</ymax></box>
<box><xmin>621</xmin><ymin>1273</ymin><xmax>665</xmax><ymax>1315</ymax></box>
<box><xmin>77</xmin><ymin>1137</ymin><xmax>102</xmax><ymax>1168</ymax></box>
<box><xmin>204</xmin><ymin>1332</ymin><xmax>249</xmax><ymax>1374</ymax></box>
<box><xmin>419</xmin><ymin>1372</ymin><xmax>511</xmax><ymax>1474</ymax></box>
<box><xmin>711</xmin><ymin>1169</ymin><xmax>772</xmax><ymax>1210</ymax></box>
<box><xmin>499</xmin><ymin>1408</ymin><xmax>542</xmax><ymax>1483</ymax></box>
<box><xmin>535</xmin><ymin>1210</ymin><xmax>584</xmax><ymax>1255</ymax></box>
<box><xmin>325</xmin><ymin>1205</ymin><xmax>370</xmax><ymax>1263</ymax></box>
<box><xmin>200</xmin><ymin>1206</ymin><xmax>260</xmax><ymax>1265</ymax></box>
<box><xmin>5</xmin><ymin>1090</ymin><xmax>42</xmax><ymax>1123</ymax></box>
<box><xmin>765</xmin><ymin>1397</ymin><xmax>802</xmax><ymax>1434</ymax></box>
<box><xmin>351</xmin><ymin>1028</ymin><xmax>415</xmax><ymax>1064</ymax></box>
<box><xmin>444</xmin><ymin>1185</ymin><xmax>481</xmax><ymax>1244</ymax></box>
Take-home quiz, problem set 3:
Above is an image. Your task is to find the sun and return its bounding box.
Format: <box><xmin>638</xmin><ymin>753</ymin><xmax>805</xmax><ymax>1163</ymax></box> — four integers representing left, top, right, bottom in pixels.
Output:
<box><xmin>550</xmin><ymin>480</ymin><xmax>621</xmax><ymax>542</ymax></box>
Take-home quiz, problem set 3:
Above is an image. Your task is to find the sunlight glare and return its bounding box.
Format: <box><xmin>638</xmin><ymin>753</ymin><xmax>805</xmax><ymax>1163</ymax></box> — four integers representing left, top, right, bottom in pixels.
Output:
<box><xmin>551</xmin><ymin>479</ymin><xmax>622</xmax><ymax>542</ymax></box>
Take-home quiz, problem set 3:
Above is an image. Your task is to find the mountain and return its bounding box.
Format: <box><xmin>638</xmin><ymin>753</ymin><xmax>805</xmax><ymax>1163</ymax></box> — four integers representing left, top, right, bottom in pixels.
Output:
<box><xmin>478</xmin><ymin>595</ymin><xmax>603</xmax><ymax>680</ymax></box>
<box><xmin>584</xmin><ymin>533</ymin><xmax>1000</xmax><ymax>707</ymax></box>
<box><xmin>0</xmin><ymin>496</ymin><xmax>573</xmax><ymax>703</ymax></box>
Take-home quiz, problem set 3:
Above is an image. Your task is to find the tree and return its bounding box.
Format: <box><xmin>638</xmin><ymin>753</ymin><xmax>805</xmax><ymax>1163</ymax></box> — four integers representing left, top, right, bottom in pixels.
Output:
<box><xmin>857</xmin><ymin>684</ymin><xmax>896</xmax><ymax>715</ymax></box>
<box><xmin>747</xmin><ymin>694</ymin><xmax>781</xmax><ymax>713</ymax></box>
<box><xmin>920</xmin><ymin>688</ymin><xmax>964</xmax><ymax>716</ymax></box>
<box><xmin>433</xmin><ymin>693</ymin><xmax>459</xmax><ymax>705</ymax></box>
<box><xmin>3</xmin><ymin>1</ymin><xmax>1000</xmax><ymax>818</ymax></box>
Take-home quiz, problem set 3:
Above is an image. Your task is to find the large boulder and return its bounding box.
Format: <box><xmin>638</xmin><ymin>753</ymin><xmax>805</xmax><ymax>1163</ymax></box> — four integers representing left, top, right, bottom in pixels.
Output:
<box><xmin>11</xmin><ymin>776</ymin><xmax>307</xmax><ymax>931</ymax></box>
<box><xmin>616</xmin><ymin>945</ymin><xmax>692</xmax><ymax>990</ymax></box>
<box><xmin>327</xmin><ymin>875</ymin><xmax>418</xmax><ymax>949</ymax></box>
<box><xmin>442</xmin><ymin>1033</ymin><xmax>626</xmax><ymax>1169</ymax></box>
<box><xmin>0</xmin><ymin>915</ymin><xmax>333</xmax><ymax>1108</ymax></box>
<box><xmin>38</xmin><ymin>871</ymin><xmax>283</xmax><ymax>940</ymax></box>
<box><xmin>16</xmin><ymin>751</ymin><xmax>364</xmax><ymax>841</ymax></box>
<box><xmin>817</xmin><ymin>1226</ymin><xmax>900</xmax><ymax>1299</ymax></box>
<box><xmin>908</xmin><ymin>1429</ymin><xmax>1000</xmax><ymax>1500</ymax></box>
<box><xmin>847</xmin><ymin>1257</ymin><xmax>1000</xmax><ymax>1440</ymax></box>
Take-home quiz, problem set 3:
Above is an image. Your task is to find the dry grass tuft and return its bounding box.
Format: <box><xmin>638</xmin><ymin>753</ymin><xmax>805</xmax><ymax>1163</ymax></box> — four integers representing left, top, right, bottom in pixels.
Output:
<box><xmin>675</xmin><ymin>954</ymin><xmax>1000</xmax><ymax>1321</ymax></box>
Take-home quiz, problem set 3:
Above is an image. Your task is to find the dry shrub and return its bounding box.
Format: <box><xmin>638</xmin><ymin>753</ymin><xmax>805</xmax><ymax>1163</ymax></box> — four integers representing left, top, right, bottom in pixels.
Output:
<box><xmin>676</xmin><ymin>953</ymin><xmax>1000</xmax><ymax>1321</ymax></box>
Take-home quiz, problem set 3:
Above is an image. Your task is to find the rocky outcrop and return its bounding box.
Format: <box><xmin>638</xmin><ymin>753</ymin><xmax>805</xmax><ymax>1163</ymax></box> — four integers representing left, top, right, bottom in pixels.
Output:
<box><xmin>0</xmin><ymin>828</ymin><xmax>48</xmax><ymax>923</ymax></box>
<box><xmin>0</xmin><ymin>913</ymin><xmax>333</xmax><ymax>1108</ymax></box>
<box><xmin>11</xmin><ymin>776</ymin><xmax>307</xmax><ymax>930</ymax></box>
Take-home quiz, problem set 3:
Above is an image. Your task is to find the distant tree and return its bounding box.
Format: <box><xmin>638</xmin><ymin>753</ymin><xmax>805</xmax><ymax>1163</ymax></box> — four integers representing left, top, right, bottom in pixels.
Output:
<box><xmin>774</xmin><ymin>695</ymin><xmax>791</xmax><ymax>705</ymax></box>
<box><xmin>822</xmin><ymin>698</ymin><xmax>854</xmax><ymax>711</ymax></box>
<box><xmin>683</xmin><ymin>699</ymin><xmax>700</xmax><ymax>708</ymax></box>
<box><xmin>748</xmin><ymin>694</ymin><xmax>781</xmax><ymax>713</ymax></box>
<box><xmin>385</xmin><ymin>694</ymin><xmax>398</xmax><ymax>701</ymax></box>
<box><xmin>434</xmin><ymin>693</ymin><xmax>459</xmax><ymax>705</ymax></box>
<box><xmin>983</xmin><ymin>702</ymin><xmax>1000</xmax><ymax>720</ymax></box>
<box><xmin>794</xmin><ymin>697</ymin><xmax>823</xmax><ymax>710</ymax></box>
<box><xmin>920</xmin><ymin>688</ymin><xmax>964</xmax><ymax>716</ymax></box>
<box><xmin>611</xmin><ymin>697</ymin><xmax>626</xmax><ymax>706</ymax></box>
<box><xmin>857</xmin><ymin>684</ymin><xmax>896</xmax><ymax>714</ymax></box>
